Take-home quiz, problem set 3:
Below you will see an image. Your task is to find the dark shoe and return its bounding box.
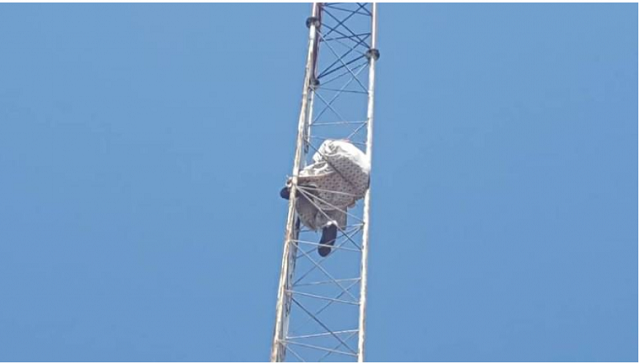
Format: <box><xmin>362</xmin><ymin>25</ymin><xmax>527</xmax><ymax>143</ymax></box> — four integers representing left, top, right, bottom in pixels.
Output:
<box><xmin>318</xmin><ymin>223</ymin><xmax>338</xmax><ymax>257</ymax></box>
<box><xmin>280</xmin><ymin>186</ymin><xmax>290</xmax><ymax>200</ymax></box>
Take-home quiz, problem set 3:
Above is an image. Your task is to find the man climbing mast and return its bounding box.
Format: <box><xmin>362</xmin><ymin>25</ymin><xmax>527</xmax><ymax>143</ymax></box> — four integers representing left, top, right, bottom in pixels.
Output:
<box><xmin>280</xmin><ymin>139</ymin><xmax>370</xmax><ymax>257</ymax></box>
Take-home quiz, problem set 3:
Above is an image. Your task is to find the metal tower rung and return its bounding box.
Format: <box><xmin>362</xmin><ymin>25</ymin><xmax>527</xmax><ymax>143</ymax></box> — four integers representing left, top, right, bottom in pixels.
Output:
<box><xmin>287</xmin><ymin>290</ymin><xmax>360</xmax><ymax>306</ymax></box>
<box><xmin>283</xmin><ymin>341</ymin><xmax>358</xmax><ymax>358</ymax></box>
<box><xmin>288</xmin><ymin>329</ymin><xmax>359</xmax><ymax>340</ymax></box>
<box><xmin>293</xmin><ymin>241</ymin><xmax>362</xmax><ymax>254</ymax></box>
<box><xmin>295</xmin><ymin>278</ymin><xmax>360</xmax><ymax>287</ymax></box>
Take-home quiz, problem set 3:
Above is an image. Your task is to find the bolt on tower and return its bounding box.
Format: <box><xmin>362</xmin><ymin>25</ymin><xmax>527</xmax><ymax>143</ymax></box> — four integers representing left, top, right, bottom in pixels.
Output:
<box><xmin>271</xmin><ymin>2</ymin><xmax>379</xmax><ymax>362</ymax></box>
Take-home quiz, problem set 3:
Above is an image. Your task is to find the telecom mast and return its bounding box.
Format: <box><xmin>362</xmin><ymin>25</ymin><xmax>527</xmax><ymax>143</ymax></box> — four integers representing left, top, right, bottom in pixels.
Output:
<box><xmin>271</xmin><ymin>3</ymin><xmax>379</xmax><ymax>362</ymax></box>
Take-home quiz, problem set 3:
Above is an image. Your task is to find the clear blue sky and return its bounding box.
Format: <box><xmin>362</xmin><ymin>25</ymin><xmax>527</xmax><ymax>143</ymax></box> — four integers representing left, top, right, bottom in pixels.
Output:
<box><xmin>0</xmin><ymin>3</ymin><xmax>636</xmax><ymax>362</ymax></box>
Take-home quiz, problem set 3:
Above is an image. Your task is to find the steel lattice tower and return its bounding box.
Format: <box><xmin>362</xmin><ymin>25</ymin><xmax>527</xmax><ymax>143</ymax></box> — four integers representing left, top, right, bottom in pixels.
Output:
<box><xmin>271</xmin><ymin>3</ymin><xmax>379</xmax><ymax>362</ymax></box>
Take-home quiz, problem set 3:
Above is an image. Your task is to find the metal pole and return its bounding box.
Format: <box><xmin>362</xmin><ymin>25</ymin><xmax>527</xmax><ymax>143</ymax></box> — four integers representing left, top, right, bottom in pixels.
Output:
<box><xmin>358</xmin><ymin>2</ymin><xmax>378</xmax><ymax>362</ymax></box>
<box><xmin>271</xmin><ymin>3</ymin><xmax>322</xmax><ymax>362</ymax></box>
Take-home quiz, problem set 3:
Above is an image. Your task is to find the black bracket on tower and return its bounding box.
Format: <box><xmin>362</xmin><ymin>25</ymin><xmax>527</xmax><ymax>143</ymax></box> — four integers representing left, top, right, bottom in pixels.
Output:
<box><xmin>310</xmin><ymin>77</ymin><xmax>320</xmax><ymax>89</ymax></box>
<box><xmin>365</xmin><ymin>48</ymin><xmax>380</xmax><ymax>61</ymax></box>
<box><xmin>306</xmin><ymin>16</ymin><xmax>321</xmax><ymax>28</ymax></box>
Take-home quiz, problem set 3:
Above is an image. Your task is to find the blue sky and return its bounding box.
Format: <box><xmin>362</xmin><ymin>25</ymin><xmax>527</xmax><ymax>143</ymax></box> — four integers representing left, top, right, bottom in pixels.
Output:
<box><xmin>0</xmin><ymin>3</ymin><xmax>636</xmax><ymax>362</ymax></box>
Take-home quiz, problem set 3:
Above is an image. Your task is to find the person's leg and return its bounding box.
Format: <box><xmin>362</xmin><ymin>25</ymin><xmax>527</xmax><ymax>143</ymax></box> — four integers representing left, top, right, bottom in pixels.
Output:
<box><xmin>318</xmin><ymin>222</ymin><xmax>338</xmax><ymax>257</ymax></box>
